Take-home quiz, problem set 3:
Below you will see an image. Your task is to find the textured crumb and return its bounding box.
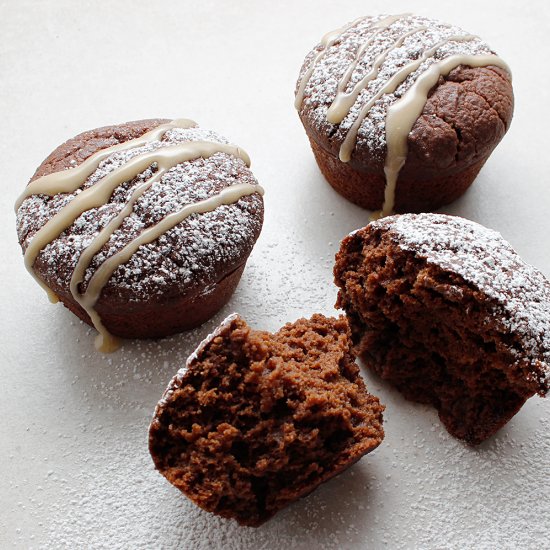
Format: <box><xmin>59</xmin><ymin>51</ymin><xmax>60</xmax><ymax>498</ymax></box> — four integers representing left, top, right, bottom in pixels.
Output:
<box><xmin>149</xmin><ymin>314</ymin><xmax>384</xmax><ymax>526</ymax></box>
<box><xmin>334</xmin><ymin>214</ymin><xmax>549</xmax><ymax>444</ymax></box>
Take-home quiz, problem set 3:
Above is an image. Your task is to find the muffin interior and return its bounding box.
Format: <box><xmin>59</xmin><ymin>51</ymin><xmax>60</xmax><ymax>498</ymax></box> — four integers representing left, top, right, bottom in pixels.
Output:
<box><xmin>335</xmin><ymin>233</ymin><xmax>538</xmax><ymax>445</ymax></box>
<box><xmin>149</xmin><ymin>314</ymin><xmax>384</xmax><ymax>526</ymax></box>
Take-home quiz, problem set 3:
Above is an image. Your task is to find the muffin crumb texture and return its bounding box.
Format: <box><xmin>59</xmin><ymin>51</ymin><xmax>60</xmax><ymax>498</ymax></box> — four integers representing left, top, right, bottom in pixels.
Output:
<box><xmin>149</xmin><ymin>314</ymin><xmax>384</xmax><ymax>526</ymax></box>
<box><xmin>335</xmin><ymin>214</ymin><xmax>549</xmax><ymax>445</ymax></box>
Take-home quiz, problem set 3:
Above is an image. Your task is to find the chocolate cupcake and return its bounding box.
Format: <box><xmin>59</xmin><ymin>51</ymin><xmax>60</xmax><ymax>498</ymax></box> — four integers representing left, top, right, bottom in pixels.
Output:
<box><xmin>295</xmin><ymin>14</ymin><xmax>513</xmax><ymax>216</ymax></box>
<box><xmin>149</xmin><ymin>314</ymin><xmax>384</xmax><ymax>526</ymax></box>
<box><xmin>15</xmin><ymin>119</ymin><xmax>264</xmax><ymax>352</ymax></box>
<box><xmin>334</xmin><ymin>214</ymin><xmax>549</xmax><ymax>444</ymax></box>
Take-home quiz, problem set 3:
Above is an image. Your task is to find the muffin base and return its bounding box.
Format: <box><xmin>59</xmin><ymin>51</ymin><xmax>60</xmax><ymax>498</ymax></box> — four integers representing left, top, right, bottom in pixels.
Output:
<box><xmin>52</xmin><ymin>263</ymin><xmax>246</xmax><ymax>340</ymax></box>
<box><xmin>309</xmin><ymin>137</ymin><xmax>486</xmax><ymax>213</ymax></box>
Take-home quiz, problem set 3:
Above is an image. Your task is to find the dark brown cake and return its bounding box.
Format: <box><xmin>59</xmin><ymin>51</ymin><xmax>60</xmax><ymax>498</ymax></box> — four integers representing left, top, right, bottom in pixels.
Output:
<box><xmin>295</xmin><ymin>14</ymin><xmax>513</xmax><ymax>214</ymax></box>
<box><xmin>149</xmin><ymin>313</ymin><xmax>385</xmax><ymax>526</ymax></box>
<box><xmin>334</xmin><ymin>214</ymin><xmax>549</xmax><ymax>445</ymax></box>
<box><xmin>15</xmin><ymin>119</ymin><xmax>264</xmax><ymax>350</ymax></box>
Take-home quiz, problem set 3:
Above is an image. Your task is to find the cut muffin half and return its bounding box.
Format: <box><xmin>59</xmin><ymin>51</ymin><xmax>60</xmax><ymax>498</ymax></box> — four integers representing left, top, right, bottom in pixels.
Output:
<box><xmin>149</xmin><ymin>313</ymin><xmax>384</xmax><ymax>526</ymax></box>
<box><xmin>334</xmin><ymin>214</ymin><xmax>549</xmax><ymax>444</ymax></box>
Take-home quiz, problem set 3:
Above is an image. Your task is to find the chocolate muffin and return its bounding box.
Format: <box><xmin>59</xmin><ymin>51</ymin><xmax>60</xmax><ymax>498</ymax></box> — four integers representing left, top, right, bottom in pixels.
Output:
<box><xmin>149</xmin><ymin>314</ymin><xmax>384</xmax><ymax>526</ymax></box>
<box><xmin>295</xmin><ymin>14</ymin><xmax>513</xmax><ymax>216</ymax></box>
<box><xmin>334</xmin><ymin>214</ymin><xmax>549</xmax><ymax>444</ymax></box>
<box><xmin>15</xmin><ymin>119</ymin><xmax>264</xmax><ymax>352</ymax></box>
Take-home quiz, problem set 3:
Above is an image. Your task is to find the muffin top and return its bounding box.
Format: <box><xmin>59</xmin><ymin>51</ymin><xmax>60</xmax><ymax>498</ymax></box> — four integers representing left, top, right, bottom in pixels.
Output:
<box><xmin>295</xmin><ymin>14</ymin><xmax>513</xmax><ymax>172</ymax></box>
<box><xmin>16</xmin><ymin>119</ymin><xmax>264</xmax><ymax>305</ymax></box>
<box><xmin>348</xmin><ymin>213</ymin><xmax>550</xmax><ymax>393</ymax></box>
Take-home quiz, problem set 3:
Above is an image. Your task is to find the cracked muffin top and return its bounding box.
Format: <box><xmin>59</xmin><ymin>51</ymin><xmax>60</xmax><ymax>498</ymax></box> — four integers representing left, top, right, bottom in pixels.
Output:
<box><xmin>15</xmin><ymin>118</ymin><xmax>264</xmax><ymax>350</ymax></box>
<box><xmin>295</xmin><ymin>13</ymin><xmax>513</xmax><ymax>173</ymax></box>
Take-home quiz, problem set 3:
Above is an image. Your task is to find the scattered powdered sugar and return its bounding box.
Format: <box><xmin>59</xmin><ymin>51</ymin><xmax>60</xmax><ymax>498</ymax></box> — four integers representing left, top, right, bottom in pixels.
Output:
<box><xmin>15</xmin><ymin>125</ymin><xmax>263</xmax><ymax>301</ymax></box>
<box><xmin>8</xmin><ymin>213</ymin><xmax>549</xmax><ymax>550</ymax></box>
<box><xmin>296</xmin><ymin>14</ymin><xmax>498</xmax><ymax>158</ymax></box>
<box><xmin>26</xmin><ymin>345</ymin><xmax>550</xmax><ymax>550</ymax></box>
<box><xmin>373</xmin><ymin>213</ymin><xmax>550</xmax><ymax>389</ymax></box>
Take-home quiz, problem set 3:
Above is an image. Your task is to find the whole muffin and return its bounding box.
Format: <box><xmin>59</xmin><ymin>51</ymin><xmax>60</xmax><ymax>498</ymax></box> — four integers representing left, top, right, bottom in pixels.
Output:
<box><xmin>149</xmin><ymin>313</ymin><xmax>384</xmax><ymax>526</ymax></box>
<box><xmin>295</xmin><ymin>14</ymin><xmax>513</xmax><ymax>216</ymax></box>
<box><xmin>15</xmin><ymin>119</ymin><xmax>264</xmax><ymax>352</ymax></box>
<box><xmin>334</xmin><ymin>214</ymin><xmax>549</xmax><ymax>444</ymax></box>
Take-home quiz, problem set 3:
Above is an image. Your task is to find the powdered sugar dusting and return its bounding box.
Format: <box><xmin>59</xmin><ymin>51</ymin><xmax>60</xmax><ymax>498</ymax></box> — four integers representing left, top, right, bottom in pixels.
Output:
<box><xmin>373</xmin><ymin>213</ymin><xmax>550</xmax><ymax>390</ymax></box>
<box><xmin>15</xmin><ymin>126</ymin><xmax>264</xmax><ymax>301</ymax></box>
<box><xmin>10</xmin><ymin>229</ymin><xmax>549</xmax><ymax>550</ymax></box>
<box><xmin>296</xmin><ymin>14</ymin><xmax>498</xmax><ymax>159</ymax></box>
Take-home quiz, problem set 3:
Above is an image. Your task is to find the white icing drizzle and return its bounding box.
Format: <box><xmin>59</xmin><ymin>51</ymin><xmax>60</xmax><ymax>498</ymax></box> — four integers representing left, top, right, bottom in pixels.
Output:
<box><xmin>326</xmin><ymin>25</ymin><xmax>427</xmax><ymax>124</ymax></box>
<box><xmin>16</xmin><ymin>120</ymin><xmax>263</xmax><ymax>352</ymax></box>
<box><xmin>295</xmin><ymin>14</ymin><xmax>511</xmax><ymax>218</ymax></box>
<box><xmin>380</xmin><ymin>53</ymin><xmax>510</xmax><ymax>218</ymax></box>
<box><xmin>294</xmin><ymin>15</ymin><xmax>368</xmax><ymax>109</ymax></box>
<box><xmin>295</xmin><ymin>14</ymin><xmax>408</xmax><ymax>110</ymax></box>
<box><xmin>338</xmin><ymin>34</ymin><xmax>479</xmax><ymax>163</ymax></box>
<box><xmin>14</xmin><ymin>119</ymin><xmax>196</xmax><ymax>210</ymax></box>
<box><xmin>79</xmin><ymin>183</ymin><xmax>260</xmax><ymax>353</ymax></box>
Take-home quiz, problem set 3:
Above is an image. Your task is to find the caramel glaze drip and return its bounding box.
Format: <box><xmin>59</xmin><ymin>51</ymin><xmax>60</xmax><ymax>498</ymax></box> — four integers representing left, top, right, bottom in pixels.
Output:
<box><xmin>295</xmin><ymin>15</ymin><xmax>511</xmax><ymax>218</ymax></box>
<box><xmin>16</xmin><ymin>119</ymin><xmax>264</xmax><ymax>352</ymax></box>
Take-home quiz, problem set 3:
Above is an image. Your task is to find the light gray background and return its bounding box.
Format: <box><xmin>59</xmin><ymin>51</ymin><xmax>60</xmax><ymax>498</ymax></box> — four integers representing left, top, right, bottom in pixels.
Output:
<box><xmin>1</xmin><ymin>1</ymin><xmax>549</xmax><ymax>548</ymax></box>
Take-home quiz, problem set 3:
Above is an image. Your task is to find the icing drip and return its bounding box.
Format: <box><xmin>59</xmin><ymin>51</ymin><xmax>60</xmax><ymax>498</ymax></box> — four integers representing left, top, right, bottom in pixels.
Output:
<box><xmin>295</xmin><ymin>15</ymin><xmax>511</xmax><ymax>217</ymax></box>
<box><xmin>326</xmin><ymin>25</ymin><xmax>427</xmax><ymax>124</ymax></box>
<box><xmin>77</xmin><ymin>182</ymin><xmax>261</xmax><ymax>353</ymax></box>
<box><xmin>381</xmin><ymin>53</ymin><xmax>510</xmax><ymax>218</ymax></box>
<box><xmin>338</xmin><ymin>35</ymin><xmax>479</xmax><ymax>162</ymax></box>
<box><xmin>294</xmin><ymin>16</ymin><xmax>367</xmax><ymax>110</ymax></box>
<box><xmin>15</xmin><ymin>119</ymin><xmax>196</xmax><ymax>210</ymax></box>
<box><xmin>16</xmin><ymin>119</ymin><xmax>263</xmax><ymax>352</ymax></box>
<box><xmin>295</xmin><ymin>14</ymin><xmax>407</xmax><ymax>110</ymax></box>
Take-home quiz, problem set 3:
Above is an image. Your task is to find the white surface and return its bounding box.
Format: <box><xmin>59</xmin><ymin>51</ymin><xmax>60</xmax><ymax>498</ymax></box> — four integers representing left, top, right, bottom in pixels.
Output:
<box><xmin>1</xmin><ymin>1</ymin><xmax>549</xmax><ymax>548</ymax></box>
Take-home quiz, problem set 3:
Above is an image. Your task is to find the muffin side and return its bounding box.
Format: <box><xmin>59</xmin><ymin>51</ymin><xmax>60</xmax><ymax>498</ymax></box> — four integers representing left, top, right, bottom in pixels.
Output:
<box><xmin>295</xmin><ymin>14</ymin><xmax>513</xmax><ymax>215</ymax></box>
